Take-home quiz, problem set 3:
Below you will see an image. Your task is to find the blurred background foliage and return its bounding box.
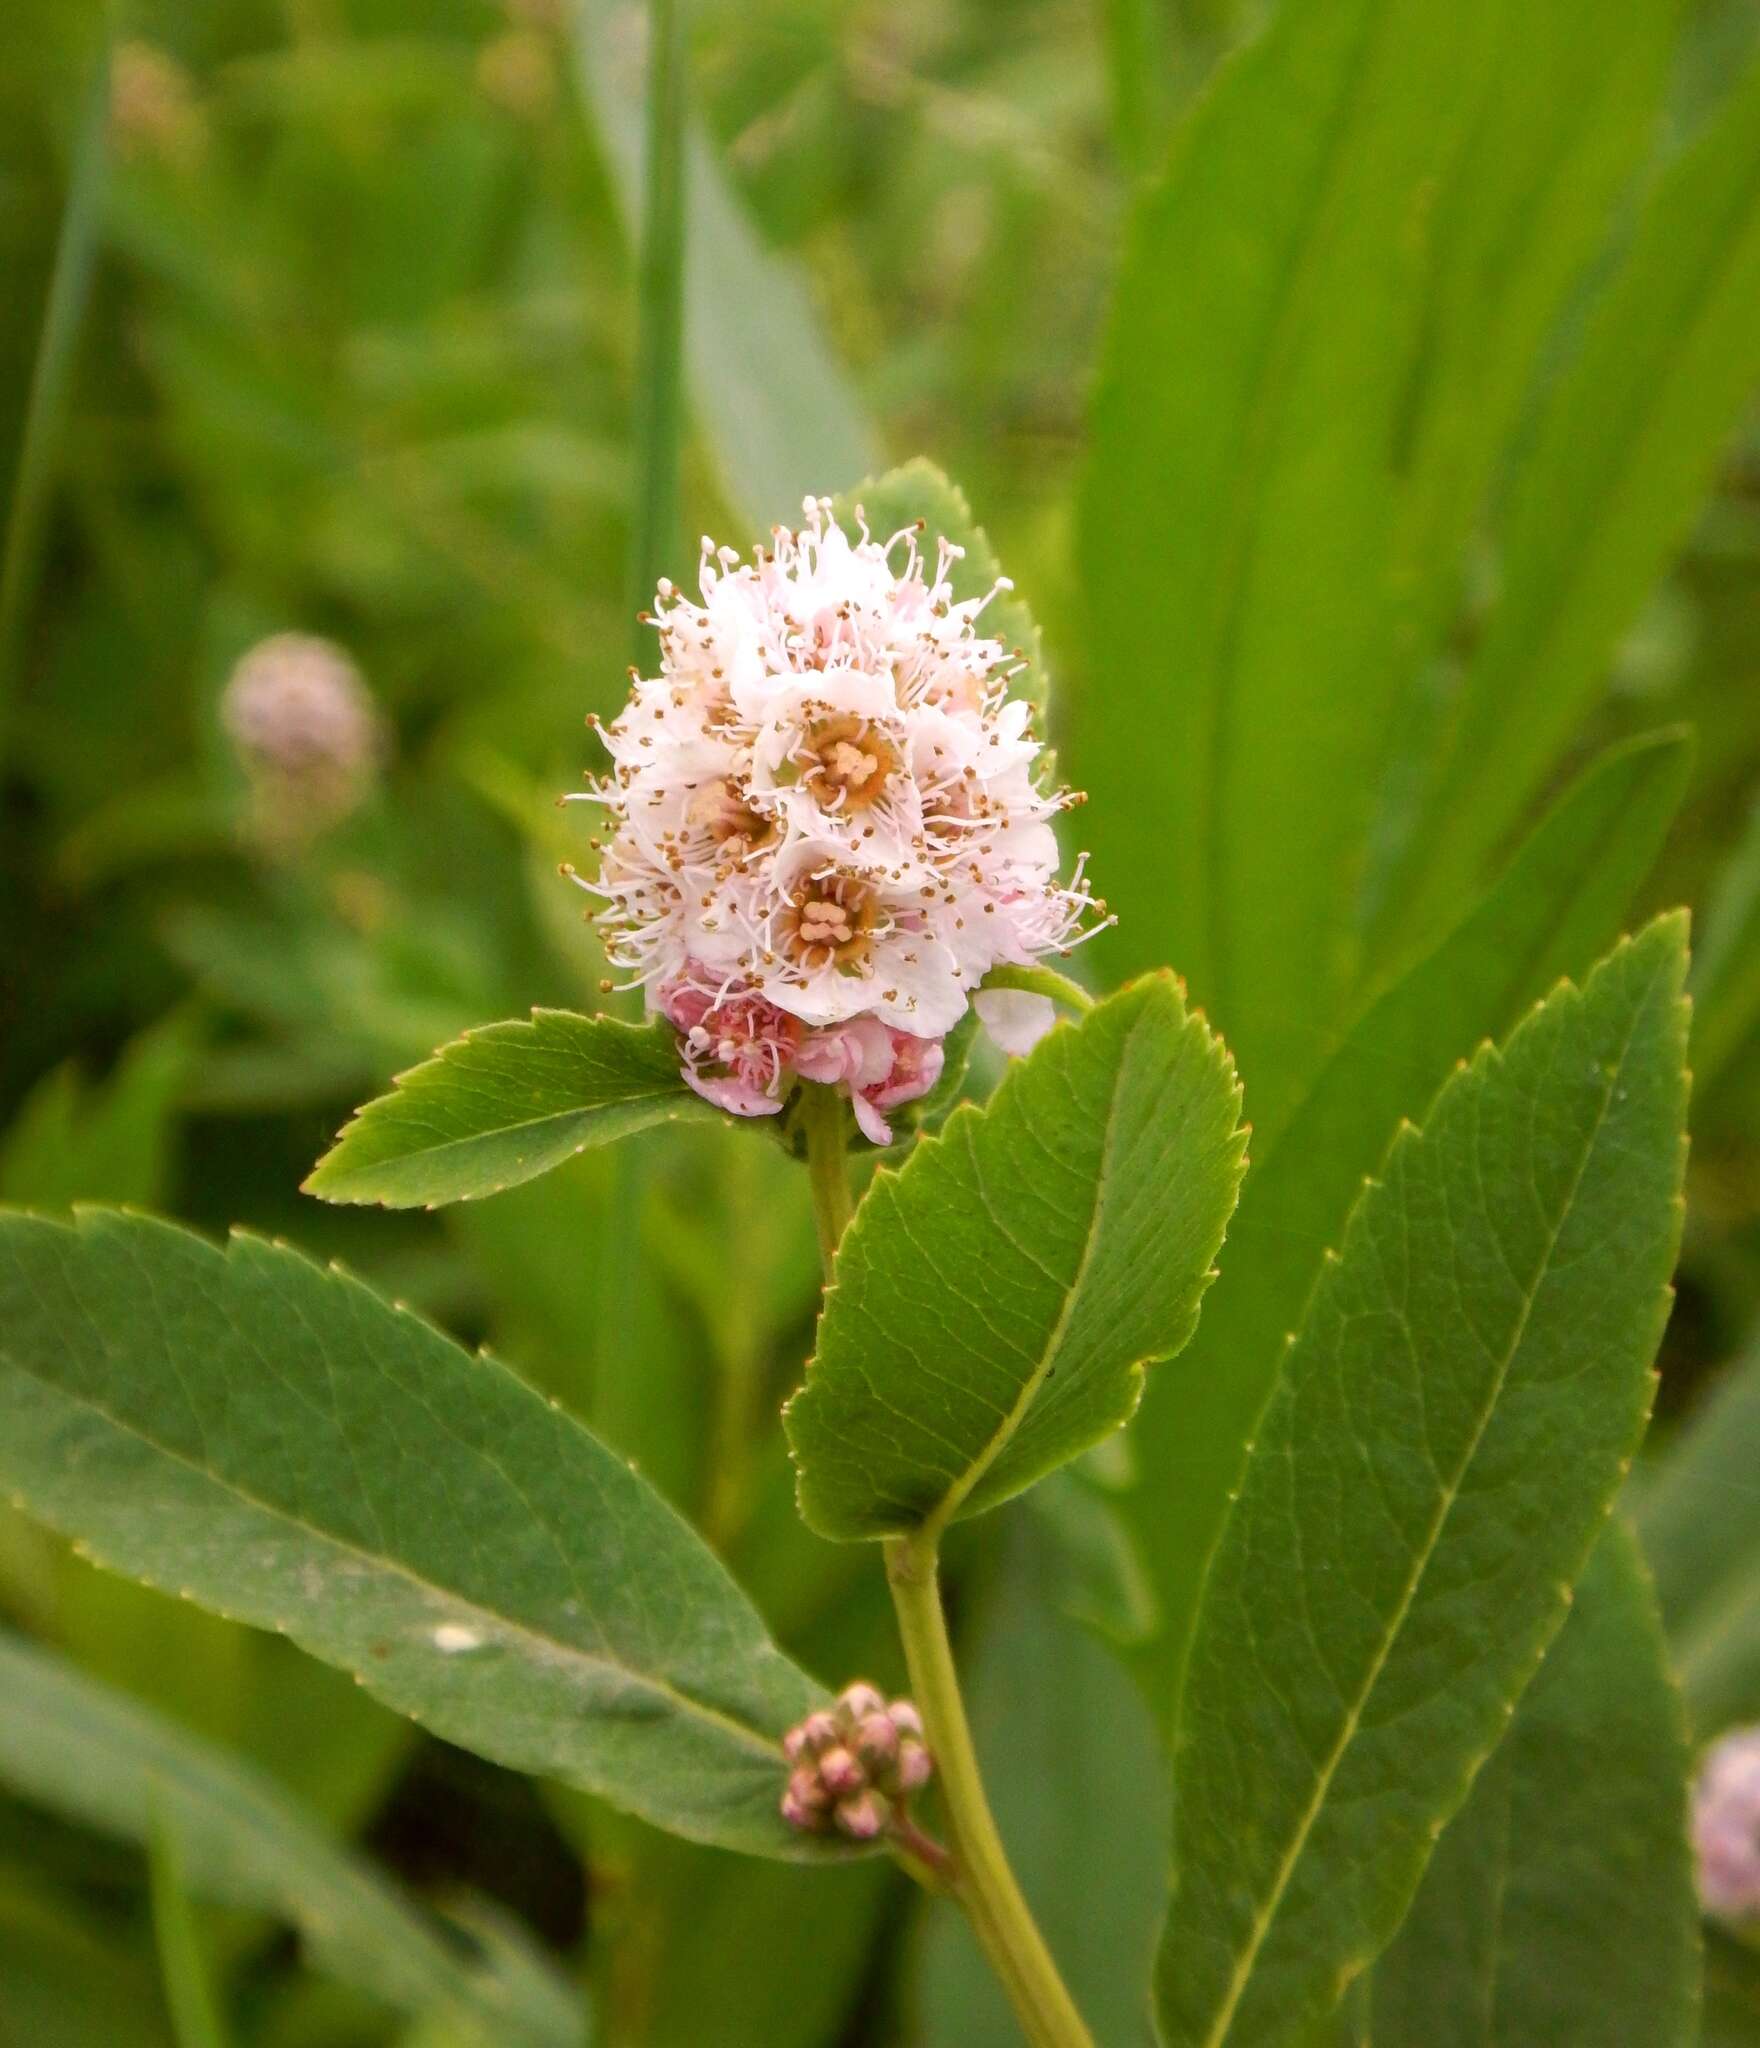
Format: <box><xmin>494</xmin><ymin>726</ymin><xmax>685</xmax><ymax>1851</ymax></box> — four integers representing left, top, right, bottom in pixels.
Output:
<box><xmin>5</xmin><ymin>0</ymin><xmax>1760</xmax><ymax>2042</ymax></box>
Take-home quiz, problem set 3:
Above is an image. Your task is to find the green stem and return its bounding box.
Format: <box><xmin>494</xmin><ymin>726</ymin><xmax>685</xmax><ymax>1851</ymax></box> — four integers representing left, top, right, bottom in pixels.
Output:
<box><xmin>0</xmin><ymin>30</ymin><xmax>111</xmax><ymax>766</ymax></box>
<box><xmin>801</xmin><ymin>1083</ymin><xmax>853</xmax><ymax>1278</ymax></box>
<box><xmin>798</xmin><ymin>1092</ymin><xmax>1090</xmax><ymax>2046</ymax></box>
<box><xmin>885</xmin><ymin>1534</ymin><xmax>1094</xmax><ymax>2048</ymax></box>
<box><xmin>981</xmin><ymin>962</ymin><xmax>1096</xmax><ymax>1015</ymax></box>
<box><xmin>627</xmin><ymin>0</ymin><xmax>687</xmax><ymax>669</ymax></box>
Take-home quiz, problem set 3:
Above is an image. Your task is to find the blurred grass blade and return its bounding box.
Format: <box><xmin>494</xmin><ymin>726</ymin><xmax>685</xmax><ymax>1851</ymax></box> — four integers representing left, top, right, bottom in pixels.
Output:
<box><xmin>627</xmin><ymin>0</ymin><xmax>686</xmax><ymax>649</ymax></box>
<box><xmin>1075</xmin><ymin>0</ymin><xmax>1676</xmax><ymax>1127</ymax></box>
<box><xmin>1128</xmin><ymin>728</ymin><xmax>1691</xmax><ymax>1724</ymax></box>
<box><xmin>0</xmin><ymin>1629</ymin><xmax>582</xmax><ymax>2046</ymax></box>
<box><xmin>1101</xmin><ymin>0</ymin><xmax>1169</xmax><ymax>178</ymax></box>
<box><xmin>0</xmin><ymin>30</ymin><xmax>109</xmax><ymax>759</ymax></box>
<box><xmin>1379</xmin><ymin>57</ymin><xmax>1760</xmax><ymax>958</ymax></box>
<box><xmin>1637</xmin><ymin>1323</ymin><xmax>1760</xmax><ymax>1731</ymax></box>
<box><xmin>1366</xmin><ymin>1524</ymin><xmax>1701</xmax><ymax>2048</ymax></box>
<box><xmin>149</xmin><ymin>1807</ymin><xmax>231</xmax><ymax>2048</ymax></box>
<box><xmin>569</xmin><ymin>0</ymin><xmax>879</xmax><ymax>529</ymax></box>
<box><xmin>1691</xmin><ymin>794</ymin><xmax>1760</xmax><ymax>1095</ymax></box>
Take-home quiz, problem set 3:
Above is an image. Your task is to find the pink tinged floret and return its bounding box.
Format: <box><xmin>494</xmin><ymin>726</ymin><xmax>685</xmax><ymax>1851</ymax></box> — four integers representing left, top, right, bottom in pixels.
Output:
<box><xmin>656</xmin><ymin>967</ymin><xmax>801</xmax><ymax>1119</ymax></box>
<box><xmin>1695</xmin><ymin>1728</ymin><xmax>1760</xmax><ymax>1920</ymax></box>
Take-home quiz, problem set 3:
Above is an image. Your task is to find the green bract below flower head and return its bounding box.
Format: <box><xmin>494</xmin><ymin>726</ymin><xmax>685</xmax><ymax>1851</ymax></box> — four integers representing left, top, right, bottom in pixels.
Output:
<box><xmin>562</xmin><ymin>497</ymin><xmax>1107</xmax><ymax>1140</ymax></box>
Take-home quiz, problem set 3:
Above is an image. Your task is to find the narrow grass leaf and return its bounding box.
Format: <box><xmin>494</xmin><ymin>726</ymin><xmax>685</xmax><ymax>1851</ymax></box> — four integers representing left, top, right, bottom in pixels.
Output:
<box><xmin>0</xmin><ymin>1629</ymin><xmax>579</xmax><ymax>2045</ymax></box>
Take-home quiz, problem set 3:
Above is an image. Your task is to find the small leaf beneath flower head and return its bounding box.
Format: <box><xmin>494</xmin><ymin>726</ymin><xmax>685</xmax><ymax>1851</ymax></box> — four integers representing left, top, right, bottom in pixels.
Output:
<box><xmin>831</xmin><ymin>459</ymin><xmax>1049</xmax><ymax>719</ymax></box>
<box><xmin>785</xmin><ymin>975</ymin><xmax>1247</xmax><ymax>1541</ymax></box>
<box><xmin>305</xmin><ymin>1010</ymin><xmax>718</xmax><ymax>1209</ymax></box>
<box><xmin>0</xmin><ymin>1209</ymin><xmax>829</xmax><ymax>1858</ymax></box>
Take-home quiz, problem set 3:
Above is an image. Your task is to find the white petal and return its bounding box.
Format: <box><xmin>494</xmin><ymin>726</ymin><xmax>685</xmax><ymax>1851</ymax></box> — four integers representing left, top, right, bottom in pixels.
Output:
<box><xmin>973</xmin><ymin>988</ymin><xmax>1057</xmax><ymax>1058</ymax></box>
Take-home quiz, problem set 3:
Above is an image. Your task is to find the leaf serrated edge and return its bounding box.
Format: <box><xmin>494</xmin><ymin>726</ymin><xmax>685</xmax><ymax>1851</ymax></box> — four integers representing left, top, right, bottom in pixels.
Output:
<box><xmin>303</xmin><ymin>1008</ymin><xmax>714</xmax><ymax>1209</ymax></box>
<box><xmin>0</xmin><ymin>1205</ymin><xmax>857</xmax><ymax>1861</ymax></box>
<box><xmin>786</xmin><ymin>973</ymin><xmax>1248</xmax><ymax>1542</ymax></box>
<box><xmin>1173</xmin><ymin>915</ymin><xmax>1691</xmax><ymax>2046</ymax></box>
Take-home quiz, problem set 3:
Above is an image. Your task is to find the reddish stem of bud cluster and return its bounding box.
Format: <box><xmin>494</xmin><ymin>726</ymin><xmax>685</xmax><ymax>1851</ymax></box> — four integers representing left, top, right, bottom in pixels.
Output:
<box><xmin>781</xmin><ymin>1680</ymin><xmax>938</xmax><ymax>1848</ymax></box>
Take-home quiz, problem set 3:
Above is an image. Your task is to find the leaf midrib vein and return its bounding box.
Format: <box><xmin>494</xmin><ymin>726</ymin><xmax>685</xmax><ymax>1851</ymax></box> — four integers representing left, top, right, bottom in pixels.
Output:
<box><xmin>1195</xmin><ymin>980</ymin><xmax>1650</xmax><ymax>2048</ymax></box>
<box><xmin>0</xmin><ymin>1350</ymin><xmax>787</xmax><ymax>1766</ymax></box>
<box><xmin>916</xmin><ymin>1009</ymin><xmax>1141</xmax><ymax>1542</ymax></box>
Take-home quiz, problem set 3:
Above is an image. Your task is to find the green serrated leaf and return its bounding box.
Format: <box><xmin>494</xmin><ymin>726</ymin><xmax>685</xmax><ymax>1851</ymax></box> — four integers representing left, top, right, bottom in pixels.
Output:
<box><xmin>1638</xmin><ymin>1324</ymin><xmax>1760</xmax><ymax>1732</ymax></box>
<box><xmin>1158</xmin><ymin>916</ymin><xmax>1691</xmax><ymax>2048</ymax></box>
<box><xmin>0</xmin><ymin>1209</ymin><xmax>827</xmax><ymax>1859</ymax></box>
<box><xmin>1367</xmin><ymin>1523</ymin><xmax>1700</xmax><ymax>2048</ymax></box>
<box><xmin>1130</xmin><ymin>729</ymin><xmax>1691</xmax><ymax>1721</ymax></box>
<box><xmin>304</xmin><ymin>1010</ymin><xmax>718</xmax><ymax>1209</ymax></box>
<box><xmin>830</xmin><ymin>458</ymin><xmax>1048</xmax><ymax>719</ymax></box>
<box><xmin>785</xmin><ymin>975</ymin><xmax>1247</xmax><ymax>1542</ymax></box>
<box><xmin>0</xmin><ymin>1629</ymin><xmax>579</xmax><ymax>2045</ymax></box>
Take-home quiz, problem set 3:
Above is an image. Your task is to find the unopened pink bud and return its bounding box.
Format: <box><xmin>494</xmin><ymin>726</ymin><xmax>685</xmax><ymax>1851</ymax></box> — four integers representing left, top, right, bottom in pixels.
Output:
<box><xmin>818</xmin><ymin>1745</ymin><xmax>865</xmax><ymax>1797</ymax></box>
<box><xmin>853</xmin><ymin>1711</ymin><xmax>899</xmax><ymax>1770</ymax></box>
<box><xmin>887</xmin><ymin>1700</ymin><xmax>925</xmax><ymax>1743</ymax></box>
<box><xmin>781</xmin><ymin>1787</ymin><xmax>823</xmax><ymax>1832</ymax></box>
<box><xmin>838</xmin><ymin>1680</ymin><xmax>887</xmax><ymax>1723</ymax></box>
<box><xmin>786</xmin><ymin>1764</ymin><xmax>830</xmax><ymax>1813</ymax></box>
<box><xmin>894</xmin><ymin>1740</ymin><xmax>933</xmax><ymax>1794</ymax></box>
<box><xmin>799</xmin><ymin>1710</ymin><xmax>840</xmax><ymax>1755</ymax></box>
<box><xmin>835</xmin><ymin>1790</ymin><xmax>886</xmax><ymax>1841</ymax></box>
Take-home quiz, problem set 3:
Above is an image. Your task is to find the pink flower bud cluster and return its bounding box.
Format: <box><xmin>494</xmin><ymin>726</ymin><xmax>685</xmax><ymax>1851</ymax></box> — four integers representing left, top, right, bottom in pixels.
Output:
<box><xmin>567</xmin><ymin>499</ymin><xmax>1102</xmax><ymax>1139</ymax></box>
<box><xmin>1695</xmin><ymin>1726</ymin><xmax>1760</xmax><ymax>1921</ymax></box>
<box><xmin>657</xmin><ymin>964</ymin><xmax>943</xmax><ymax>1143</ymax></box>
<box><xmin>781</xmin><ymin>1681</ymin><xmax>933</xmax><ymax>1841</ymax></box>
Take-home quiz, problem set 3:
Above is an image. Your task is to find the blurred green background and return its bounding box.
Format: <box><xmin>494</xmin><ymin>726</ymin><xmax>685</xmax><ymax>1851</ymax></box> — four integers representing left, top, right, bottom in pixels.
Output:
<box><xmin>5</xmin><ymin>0</ymin><xmax>1760</xmax><ymax>2043</ymax></box>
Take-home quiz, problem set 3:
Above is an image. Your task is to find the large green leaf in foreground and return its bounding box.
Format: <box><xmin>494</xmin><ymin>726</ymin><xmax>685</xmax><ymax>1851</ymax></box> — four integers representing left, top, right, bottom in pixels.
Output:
<box><xmin>1367</xmin><ymin>1524</ymin><xmax>1699</xmax><ymax>2048</ymax></box>
<box><xmin>305</xmin><ymin>1011</ymin><xmax>715</xmax><ymax>1209</ymax></box>
<box><xmin>1158</xmin><ymin>917</ymin><xmax>1690</xmax><ymax>2048</ymax></box>
<box><xmin>0</xmin><ymin>1210</ymin><xmax>823</xmax><ymax>1857</ymax></box>
<box><xmin>0</xmin><ymin>1630</ymin><xmax>581</xmax><ymax>2046</ymax></box>
<box><xmin>786</xmin><ymin>975</ymin><xmax>1247</xmax><ymax>1542</ymax></box>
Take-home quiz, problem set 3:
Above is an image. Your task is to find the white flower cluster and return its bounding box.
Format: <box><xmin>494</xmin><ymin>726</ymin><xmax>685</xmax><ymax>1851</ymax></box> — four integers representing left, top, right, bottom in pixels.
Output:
<box><xmin>568</xmin><ymin>499</ymin><xmax>1100</xmax><ymax>1139</ymax></box>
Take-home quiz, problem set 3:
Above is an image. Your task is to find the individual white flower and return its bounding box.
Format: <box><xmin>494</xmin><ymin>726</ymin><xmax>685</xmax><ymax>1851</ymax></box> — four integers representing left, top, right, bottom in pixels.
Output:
<box><xmin>568</xmin><ymin>497</ymin><xmax>1104</xmax><ymax>1134</ymax></box>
